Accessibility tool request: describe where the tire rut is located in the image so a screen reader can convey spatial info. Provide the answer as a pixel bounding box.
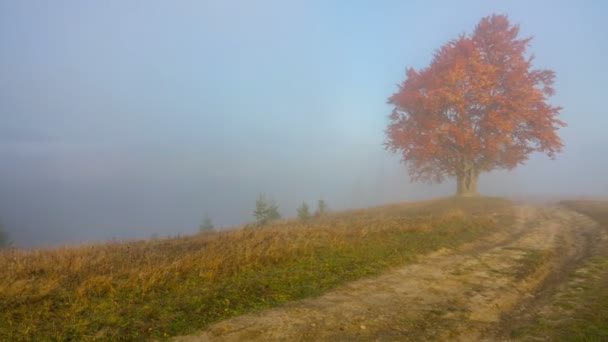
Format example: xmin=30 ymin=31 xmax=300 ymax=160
xmin=172 ymin=206 xmax=600 ymax=342
xmin=493 ymin=206 xmax=605 ymax=341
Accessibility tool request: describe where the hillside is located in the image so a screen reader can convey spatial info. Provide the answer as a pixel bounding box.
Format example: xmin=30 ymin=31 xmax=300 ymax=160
xmin=1 ymin=197 xmax=511 ymax=341
xmin=174 ymin=202 xmax=606 ymax=341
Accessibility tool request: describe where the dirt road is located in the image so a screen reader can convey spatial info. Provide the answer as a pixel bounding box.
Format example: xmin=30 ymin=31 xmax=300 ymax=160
xmin=173 ymin=206 xmax=602 ymax=341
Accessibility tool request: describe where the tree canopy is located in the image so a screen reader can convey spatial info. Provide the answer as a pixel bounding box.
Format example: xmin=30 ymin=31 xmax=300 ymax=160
xmin=385 ymin=14 xmax=565 ymax=196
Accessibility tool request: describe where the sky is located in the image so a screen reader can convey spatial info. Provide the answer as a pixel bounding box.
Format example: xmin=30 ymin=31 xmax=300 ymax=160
xmin=1 ymin=0 xmax=607 ymax=247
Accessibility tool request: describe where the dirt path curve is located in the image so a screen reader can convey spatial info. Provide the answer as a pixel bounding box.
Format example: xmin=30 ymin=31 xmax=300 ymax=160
xmin=173 ymin=206 xmax=600 ymax=342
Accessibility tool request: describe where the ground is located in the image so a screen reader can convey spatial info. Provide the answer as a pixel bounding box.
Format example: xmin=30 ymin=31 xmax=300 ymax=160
xmin=172 ymin=205 xmax=605 ymax=341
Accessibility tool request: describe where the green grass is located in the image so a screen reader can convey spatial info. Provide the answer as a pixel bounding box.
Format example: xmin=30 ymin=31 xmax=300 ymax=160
xmin=511 ymin=248 xmax=552 ymax=281
xmin=510 ymin=256 xmax=608 ymax=341
xmin=0 ymin=197 xmax=512 ymax=341
xmin=511 ymin=200 xmax=608 ymax=341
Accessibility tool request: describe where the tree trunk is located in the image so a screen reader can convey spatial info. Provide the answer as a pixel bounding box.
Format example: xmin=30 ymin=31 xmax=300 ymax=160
xmin=456 ymin=163 xmax=479 ymax=197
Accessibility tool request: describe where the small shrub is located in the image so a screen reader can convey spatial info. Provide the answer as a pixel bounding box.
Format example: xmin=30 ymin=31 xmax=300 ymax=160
xmin=297 ymin=202 xmax=311 ymax=222
xmin=254 ymin=193 xmax=281 ymax=225
xmin=315 ymin=199 xmax=329 ymax=217
xmin=199 ymin=216 xmax=215 ymax=232
xmin=0 ymin=223 xmax=11 ymax=249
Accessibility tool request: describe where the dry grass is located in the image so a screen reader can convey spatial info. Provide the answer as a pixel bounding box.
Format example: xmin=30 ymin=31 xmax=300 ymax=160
xmin=511 ymin=199 xmax=608 ymax=340
xmin=0 ymin=197 xmax=512 ymax=341
xmin=561 ymin=199 xmax=608 ymax=226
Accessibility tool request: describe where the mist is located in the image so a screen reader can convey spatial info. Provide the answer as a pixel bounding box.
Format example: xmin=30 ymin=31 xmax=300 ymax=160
xmin=1 ymin=1 xmax=607 ymax=247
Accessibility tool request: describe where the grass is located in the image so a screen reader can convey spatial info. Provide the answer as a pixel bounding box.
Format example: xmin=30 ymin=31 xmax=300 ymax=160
xmin=511 ymin=199 xmax=608 ymax=341
xmin=509 ymin=248 xmax=552 ymax=281
xmin=0 ymin=197 xmax=512 ymax=341
xmin=561 ymin=200 xmax=608 ymax=226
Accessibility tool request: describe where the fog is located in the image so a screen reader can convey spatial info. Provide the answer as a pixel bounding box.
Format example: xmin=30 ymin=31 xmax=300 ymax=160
xmin=1 ymin=1 xmax=607 ymax=247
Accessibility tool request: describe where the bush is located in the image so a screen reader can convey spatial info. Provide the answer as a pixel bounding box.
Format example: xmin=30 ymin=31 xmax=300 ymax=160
xmin=254 ymin=194 xmax=281 ymax=225
xmin=0 ymin=223 xmax=11 ymax=248
xmin=297 ymin=202 xmax=311 ymax=222
xmin=316 ymin=199 xmax=329 ymax=217
xmin=199 ymin=216 xmax=215 ymax=232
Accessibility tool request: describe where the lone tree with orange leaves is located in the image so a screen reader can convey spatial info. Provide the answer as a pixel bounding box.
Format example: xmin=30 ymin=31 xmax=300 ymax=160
xmin=385 ymin=14 xmax=566 ymax=196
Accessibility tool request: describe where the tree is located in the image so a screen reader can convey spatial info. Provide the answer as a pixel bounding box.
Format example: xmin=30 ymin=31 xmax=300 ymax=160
xmin=385 ymin=14 xmax=565 ymax=196
xmin=199 ymin=216 xmax=214 ymax=232
xmin=297 ymin=202 xmax=311 ymax=222
xmin=0 ymin=223 xmax=11 ymax=248
xmin=253 ymin=193 xmax=281 ymax=225
xmin=315 ymin=199 xmax=328 ymax=217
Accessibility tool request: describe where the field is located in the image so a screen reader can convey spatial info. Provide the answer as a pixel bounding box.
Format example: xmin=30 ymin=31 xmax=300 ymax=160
xmin=175 ymin=202 xmax=603 ymax=341
xmin=0 ymin=197 xmax=511 ymax=341
xmin=4 ymin=198 xmax=607 ymax=341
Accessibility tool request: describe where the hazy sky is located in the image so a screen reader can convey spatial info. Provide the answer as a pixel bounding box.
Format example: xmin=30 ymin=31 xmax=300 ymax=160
xmin=1 ymin=1 xmax=607 ymax=246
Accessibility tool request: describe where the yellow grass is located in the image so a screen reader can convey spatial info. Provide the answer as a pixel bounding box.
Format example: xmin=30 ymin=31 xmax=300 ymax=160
xmin=0 ymin=197 xmax=512 ymax=341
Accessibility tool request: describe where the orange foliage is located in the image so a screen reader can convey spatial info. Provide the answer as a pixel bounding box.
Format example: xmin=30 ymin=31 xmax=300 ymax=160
xmin=385 ymin=14 xmax=566 ymax=185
